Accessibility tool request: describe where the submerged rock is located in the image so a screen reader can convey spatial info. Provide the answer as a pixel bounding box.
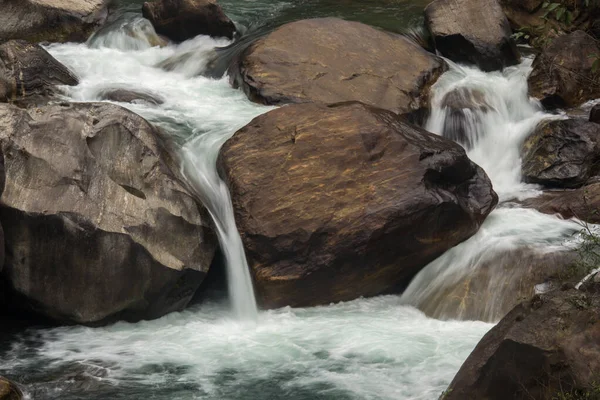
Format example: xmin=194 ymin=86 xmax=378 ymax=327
xmin=219 ymin=102 xmax=498 ymax=308
xmin=409 ymin=247 xmax=576 ymax=322
xmin=521 ymin=119 xmax=600 ymax=188
xmin=0 ymin=0 xmax=109 ymax=43
xmin=0 ymin=102 xmax=216 ymax=325
xmin=439 ymin=87 xmax=492 ymax=148
xmin=231 ymin=18 xmax=447 ymax=115
xmin=425 ymin=0 xmax=520 ymax=71
xmin=528 ymin=31 xmax=600 ymax=109
xmin=523 ymin=183 xmax=600 ymax=224
xmin=98 ymin=88 xmax=164 ymax=105
xmin=0 ymin=377 xmax=22 ymax=400
xmin=0 ymin=40 xmax=78 ymax=107
xmin=445 ymin=287 xmax=600 ymax=400
xmin=142 ymin=0 xmax=236 ymax=42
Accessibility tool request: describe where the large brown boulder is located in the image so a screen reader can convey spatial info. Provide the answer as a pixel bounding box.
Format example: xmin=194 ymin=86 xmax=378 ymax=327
xmin=0 ymin=377 xmax=22 ymax=400
xmin=424 ymin=0 xmax=520 ymax=72
xmin=0 ymin=102 xmax=217 ymax=325
xmin=445 ymin=287 xmax=600 ymax=400
xmin=406 ymin=247 xmax=576 ymax=322
xmin=523 ymin=182 xmax=600 ymax=224
xmin=142 ymin=0 xmax=236 ymax=42
xmin=231 ymin=18 xmax=447 ymax=115
xmin=219 ymin=102 xmax=498 ymax=308
xmin=0 ymin=0 xmax=108 ymax=43
xmin=521 ymin=119 xmax=600 ymax=188
xmin=528 ymin=31 xmax=600 ymax=109
xmin=0 ymin=40 xmax=78 ymax=107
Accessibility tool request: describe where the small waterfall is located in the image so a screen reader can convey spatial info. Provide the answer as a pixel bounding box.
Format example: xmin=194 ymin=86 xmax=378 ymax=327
xmin=48 ymin=20 xmax=265 ymax=319
xmin=180 ymin=135 xmax=259 ymax=319
xmin=426 ymin=58 xmax=555 ymax=200
xmin=401 ymin=59 xmax=581 ymax=321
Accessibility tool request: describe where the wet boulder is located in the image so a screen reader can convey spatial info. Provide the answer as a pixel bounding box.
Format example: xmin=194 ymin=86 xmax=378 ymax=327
xmin=142 ymin=0 xmax=236 ymax=42
xmin=591 ymin=104 xmax=600 ymax=124
xmin=439 ymin=87 xmax=492 ymax=148
xmin=231 ymin=18 xmax=447 ymax=115
xmin=0 ymin=0 xmax=108 ymax=43
xmin=0 ymin=102 xmax=217 ymax=325
xmin=445 ymin=287 xmax=600 ymax=400
xmin=523 ymin=182 xmax=600 ymax=224
xmin=521 ymin=119 xmax=600 ymax=188
xmin=219 ymin=102 xmax=498 ymax=308
xmin=0 ymin=40 xmax=78 ymax=107
xmin=97 ymin=88 xmax=164 ymax=105
xmin=0 ymin=377 xmax=22 ymax=400
xmin=528 ymin=31 xmax=600 ymax=109
xmin=424 ymin=0 xmax=520 ymax=72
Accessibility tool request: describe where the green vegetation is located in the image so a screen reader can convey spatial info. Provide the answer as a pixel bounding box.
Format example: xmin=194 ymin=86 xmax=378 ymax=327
xmin=553 ymin=382 xmax=600 ymax=400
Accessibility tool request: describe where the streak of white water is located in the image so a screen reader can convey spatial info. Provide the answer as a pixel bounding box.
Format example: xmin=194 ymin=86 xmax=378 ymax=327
xmin=426 ymin=59 xmax=563 ymax=200
xmin=46 ymin=29 xmax=263 ymax=319
xmin=401 ymin=59 xmax=582 ymax=320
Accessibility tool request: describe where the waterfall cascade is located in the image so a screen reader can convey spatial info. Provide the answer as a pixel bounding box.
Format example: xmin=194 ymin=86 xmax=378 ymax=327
xmin=400 ymin=59 xmax=582 ymax=320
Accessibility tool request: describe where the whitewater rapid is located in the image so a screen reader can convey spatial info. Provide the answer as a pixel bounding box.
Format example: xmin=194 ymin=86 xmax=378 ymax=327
xmin=0 ymin=11 xmax=586 ymax=400
xmin=401 ymin=59 xmax=582 ymax=320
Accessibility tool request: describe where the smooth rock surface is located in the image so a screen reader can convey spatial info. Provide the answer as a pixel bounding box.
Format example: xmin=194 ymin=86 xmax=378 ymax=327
xmin=0 ymin=0 xmax=108 ymax=43
xmin=98 ymin=88 xmax=164 ymax=105
xmin=425 ymin=0 xmax=520 ymax=71
xmin=231 ymin=18 xmax=447 ymax=115
xmin=528 ymin=31 xmax=600 ymax=109
xmin=219 ymin=102 xmax=498 ymax=308
xmin=412 ymin=248 xmax=576 ymax=322
xmin=445 ymin=287 xmax=600 ymax=400
xmin=521 ymin=119 xmax=600 ymax=188
xmin=142 ymin=0 xmax=236 ymax=42
xmin=0 ymin=40 xmax=78 ymax=107
xmin=0 ymin=102 xmax=216 ymax=325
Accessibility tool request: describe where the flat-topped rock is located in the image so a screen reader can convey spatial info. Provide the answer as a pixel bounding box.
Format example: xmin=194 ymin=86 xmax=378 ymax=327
xmin=231 ymin=18 xmax=447 ymax=115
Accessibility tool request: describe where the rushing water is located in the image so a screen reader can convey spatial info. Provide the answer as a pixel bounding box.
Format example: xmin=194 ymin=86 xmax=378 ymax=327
xmin=401 ymin=60 xmax=582 ymax=320
xmin=0 ymin=0 xmax=589 ymax=398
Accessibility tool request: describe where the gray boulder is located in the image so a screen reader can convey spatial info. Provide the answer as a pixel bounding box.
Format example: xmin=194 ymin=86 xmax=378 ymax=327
xmin=0 ymin=0 xmax=109 ymax=43
xmin=0 ymin=40 xmax=78 ymax=107
xmin=0 ymin=102 xmax=216 ymax=325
